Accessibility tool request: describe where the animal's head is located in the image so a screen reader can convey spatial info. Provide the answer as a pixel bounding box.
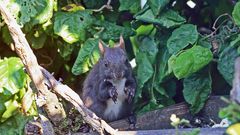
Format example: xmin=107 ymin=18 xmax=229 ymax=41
xmin=99 ymin=36 xmax=130 ymax=80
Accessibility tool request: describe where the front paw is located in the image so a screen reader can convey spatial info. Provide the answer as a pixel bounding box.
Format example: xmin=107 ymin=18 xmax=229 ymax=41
xmin=124 ymin=86 xmax=135 ymax=103
xmin=109 ymin=86 xmax=118 ymax=103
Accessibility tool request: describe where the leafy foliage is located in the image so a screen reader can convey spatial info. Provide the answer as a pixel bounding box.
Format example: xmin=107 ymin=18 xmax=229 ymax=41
xmin=1 ymin=0 xmax=240 ymax=133
xmin=0 ymin=57 xmax=36 ymax=134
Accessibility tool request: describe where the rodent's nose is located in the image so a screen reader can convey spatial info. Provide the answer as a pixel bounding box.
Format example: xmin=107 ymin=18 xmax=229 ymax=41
xmin=115 ymin=72 xmax=123 ymax=79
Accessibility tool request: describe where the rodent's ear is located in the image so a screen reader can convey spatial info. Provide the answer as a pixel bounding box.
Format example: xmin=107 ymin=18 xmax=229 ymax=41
xmin=119 ymin=35 xmax=125 ymax=50
xmin=98 ymin=40 xmax=105 ymax=55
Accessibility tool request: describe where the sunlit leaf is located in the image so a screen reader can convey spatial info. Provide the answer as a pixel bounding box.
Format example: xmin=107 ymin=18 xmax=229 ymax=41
xmin=72 ymin=38 xmax=100 ymax=75
xmin=54 ymin=11 xmax=94 ymax=44
xmin=168 ymin=46 xmax=213 ymax=79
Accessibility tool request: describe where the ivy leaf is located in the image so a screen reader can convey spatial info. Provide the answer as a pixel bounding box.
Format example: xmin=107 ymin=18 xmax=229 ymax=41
xmin=54 ymin=11 xmax=94 ymax=44
xmin=232 ymin=2 xmax=240 ymax=26
xmin=168 ymin=46 xmax=213 ymax=79
xmin=135 ymin=9 xmax=186 ymax=28
xmin=90 ymin=20 xmax=135 ymax=41
xmin=183 ymin=67 xmax=212 ymax=114
xmin=218 ymin=46 xmax=239 ymax=85
xmin=72 ymin=38 xmax=100 ymax=75
xmin=147 ymin=0 xmax=170 ymax=16
xmin=167 ymin=24 xmax=198 ymax=54
xmin=119 ymin=0 xmax=141 ymax=14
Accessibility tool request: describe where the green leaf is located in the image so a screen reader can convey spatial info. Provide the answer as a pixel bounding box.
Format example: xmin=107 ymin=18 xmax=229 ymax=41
xmin=138 ymin=36 xmax=158 ymax=64
xmin=26 ymin=30 xmax=47 ymax=49
xmin=130 ymin=24 xmax=155 ymax=55
xmin=232 ymin=2 xmax=240 ymax=26
xmin=137 ymin=99 xmax=164 ymax=115
xmin=198 ymin=38 xmax=212 ymax=49
xmin=147 ymin=0 xmax=169 ymax=16
xmin=183 ymin=67 xmax=212 ymax=114
xmin=31 ymin=0 xmax=54 ymax=25
xmin=135 ymin=53 xmax=154 ymax=98
xmin=0 ymin=113 xmax=32 ymax=135
xmin=1 ymin=26 xmax=12 ymax=45
xmin=167 ymin=24 xmax=198 ymax=54
xmin=82 ymin=0 xmax=105 ymax=9
xmin=119 ymin=0 xmax=141 ymax=14
xmin=14 ymin=0 xmax=38 ymax=25
xmin=1 ymin=100 xmax=19 ymax=122
xmin=153 ymin=84 xmax=168 ymax=97
xmin=72 ymin=38 xmax=100 ymax=75
xmin=0 ymin=57 xmax=27 ymax=95
xmin=218 ymin=46 xmax=239 ymax=85
xmin=157 ymin=45 xmax=172 ymax=82
xmin=135 ymin=9 xmax=186 ymax=28
xmin=57 ymin=41 xmax=75 ymax=61
xmin=90 ymin=20 xmax=135 ymax=41
xmin=7 ymin=0 xmax=53 ymax=25
xmin=54 ymin=11 xmax=94 ymax=44
xmin=219 ymin=101 xmax=240 ymax=123
xmin=169 ymin=46 xmax=213 ymax=79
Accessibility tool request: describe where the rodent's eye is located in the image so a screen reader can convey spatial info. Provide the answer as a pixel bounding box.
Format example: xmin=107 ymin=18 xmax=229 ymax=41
xmin=104 ymin=61 xmax=108 ymax=67
xmin=125 ymin=59 xmax=128 ymax=64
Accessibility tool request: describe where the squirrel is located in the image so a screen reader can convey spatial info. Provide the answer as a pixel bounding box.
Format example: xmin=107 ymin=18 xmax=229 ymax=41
xmin=82 ymin=36 xmax=136 ymax=122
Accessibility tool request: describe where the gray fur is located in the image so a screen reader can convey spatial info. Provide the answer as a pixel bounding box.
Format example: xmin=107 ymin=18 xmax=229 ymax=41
xmin=82 ymin=40 xmax=136 ymax=122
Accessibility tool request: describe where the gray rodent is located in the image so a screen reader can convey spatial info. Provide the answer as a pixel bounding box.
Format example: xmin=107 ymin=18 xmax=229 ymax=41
xmin=82 ymin=36 xmax=136 ymax=122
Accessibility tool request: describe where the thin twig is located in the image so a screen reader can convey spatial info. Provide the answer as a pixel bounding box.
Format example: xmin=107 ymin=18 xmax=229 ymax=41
xmin=205 ymin=13 xmax=235 ymax=39
xmin=92 ymin=0 xmax=112 ymax=12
